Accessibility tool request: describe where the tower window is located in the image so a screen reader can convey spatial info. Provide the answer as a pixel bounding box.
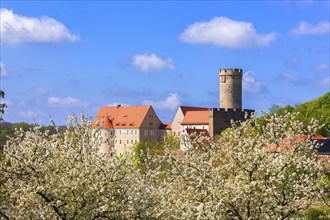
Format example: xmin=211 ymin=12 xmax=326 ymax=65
xmin=221 ymin=76 xmax=226 ymax=83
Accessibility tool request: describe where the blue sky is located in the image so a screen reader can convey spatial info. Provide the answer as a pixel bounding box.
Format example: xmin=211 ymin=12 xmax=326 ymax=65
xmin=0 ymin=1 xmax=329 ymax=125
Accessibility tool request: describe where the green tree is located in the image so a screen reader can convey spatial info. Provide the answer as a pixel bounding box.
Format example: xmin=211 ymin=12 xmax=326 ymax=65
xmin=161 ymin=133 xmax=180 ymax=150
xmin=0 ymin=90 xmax=6 ymax=122
xmin=268 ymin=104 xmax=282 ymax=114
xmin=132 ymin=139 xmax=163 ymax=169
xmin=258 ymin=92 xmax=330 ymax=136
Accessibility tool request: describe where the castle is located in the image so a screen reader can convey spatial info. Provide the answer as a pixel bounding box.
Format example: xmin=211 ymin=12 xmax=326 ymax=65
xmin=94 ymin=68 xmax=254 ymax=153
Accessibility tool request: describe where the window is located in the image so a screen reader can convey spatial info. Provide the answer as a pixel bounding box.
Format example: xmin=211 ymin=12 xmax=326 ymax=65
xmin=150 ymin=130 xmax=154 ymax=136
xmin=120 ymin=130 xmax=122 ymax=135
xmin=131 ymin=140 xmax=133 ymax=144
xmin=156 ymin=131 xmax=159 ymax=136
xmin=131 ymin=130 xmax=133 ymax=135
xmin=119 ymin=140 xmax=121 ymax=144
xmin=127 ymin=140 xmax=129 ymax=144
xmin=144 ymin=130 xmax=148 ymax=136
xmin=178 ymin=131 xmax=181 ymax=136
xmin=127 ymin=130 xmax=129 ymax=135
xmin=110 ymin=130 xmax=113 ymax=135
xmin=173 ymin=131 xmax=176 ymax=136
xmin=135 ymin=130 xmax=137 ymax=135
xmin=221 ymin=76 xmax=226 ymax=83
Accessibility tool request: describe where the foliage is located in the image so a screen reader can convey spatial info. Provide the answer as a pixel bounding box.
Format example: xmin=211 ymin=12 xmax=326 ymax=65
xmin=0 ymin=115 xmax=158 ymax=219
xmin=161 ymin=133 xmax=180 ymax=150
xmin=0 ymin=90 xmax=6 ymax=122
xmin=131 ymin=135 xmax=180 ymax=170
xmin=155 ymin=112 xmax=325 ymax=219
xmin=0 ymin=122 xmax=64 ymax=156
xmin=0 ymin=113 xmax=327 ymax=219
xmin=304 ymin=207 xmax=330 ymax=220
xmin=258 ymin=92 xmax=330 ymax=136
xmin=131 ymin=139 xmax=163 ymax=168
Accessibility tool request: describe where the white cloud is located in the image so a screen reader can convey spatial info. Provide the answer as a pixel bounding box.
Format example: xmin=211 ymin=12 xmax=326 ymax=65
xmin=18 ymin=110 xmax=40 ymax=118
xmin=279 ymin=72 xmax=300 ymax=83
xmin=314 ymin=76 xmax=330 ymax=87
xmin=142 ymin=93 xmax=181 ymax=111
xmin=315 ymin=63 xmax=328 ymax=71
xmin=48 ymin=96 xmax=91 ymax=107
xmin=179 ymin=17 xmax=278 ymax=49
xmin=0 ymin=62 xmax=7 ymax=77
xmin=131 ymin=53 xmax=175 ymax=73
xmin=279 ymin=72 xmax=329 ymax=87
xmin=284 ymin=57 xmax=300 ymax=68
xmin=33 ymin=86 xmax=53 ymax=94
xmin=107 ymin=102 xmax=130 ymax=106
xmin=243 ymin=71 xmax=265 ymax=93
xmin=0 ymin=8 xmax=79 ymax=44
xmin=291 ymin=21 xmax=330 ymax=35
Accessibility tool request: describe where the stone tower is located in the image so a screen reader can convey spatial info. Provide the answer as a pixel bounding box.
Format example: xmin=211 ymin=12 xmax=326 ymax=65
xmin=219 ymin=68 xmax=242 ymax=109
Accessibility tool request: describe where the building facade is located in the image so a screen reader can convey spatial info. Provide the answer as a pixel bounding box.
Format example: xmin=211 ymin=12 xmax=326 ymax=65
xmin=172 ymin=68 xmax=254 ymax=148
xmin=95 ymin=68 xmax=254 ymax=153
xmin=94 ymin=105 xmax=166 ymax=154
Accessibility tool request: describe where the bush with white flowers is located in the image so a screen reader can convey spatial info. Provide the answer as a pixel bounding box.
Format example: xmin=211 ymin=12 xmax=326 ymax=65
xmin=0 ymin=112 xmax=327 ymax=219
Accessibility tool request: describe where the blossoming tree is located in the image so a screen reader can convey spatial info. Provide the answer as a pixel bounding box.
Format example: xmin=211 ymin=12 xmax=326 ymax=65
xmin=0 ymin=116 xmax=157 ymax=219
xmin=0 ymin=113 xmax=327 ymax=219
xmin=154 ymin=113 xmax=326 ymax=219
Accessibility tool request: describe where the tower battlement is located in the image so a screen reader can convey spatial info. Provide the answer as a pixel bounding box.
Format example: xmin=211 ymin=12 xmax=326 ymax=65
xmin=220 ymin=68 xmax=242 ymax=76
xmin=208 ymin=108 xmax=253 ymax=113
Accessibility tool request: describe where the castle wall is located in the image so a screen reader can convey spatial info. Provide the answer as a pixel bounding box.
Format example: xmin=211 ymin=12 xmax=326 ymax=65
xmin=208 ymin=108 xmax=254 ymax=137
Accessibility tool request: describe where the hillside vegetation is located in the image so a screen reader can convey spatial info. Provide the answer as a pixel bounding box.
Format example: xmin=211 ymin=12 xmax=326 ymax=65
xmin=257 ymin=92 xmax=330 ymax=136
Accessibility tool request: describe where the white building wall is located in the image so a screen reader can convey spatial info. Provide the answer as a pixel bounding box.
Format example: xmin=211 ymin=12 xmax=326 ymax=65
xmin=171 ymin=108 xmax=184 ymax=137
xmin=113 ymin=128 xmax=140 ymax=154
xmin=181 ymin=125 xmax=209 ymax=137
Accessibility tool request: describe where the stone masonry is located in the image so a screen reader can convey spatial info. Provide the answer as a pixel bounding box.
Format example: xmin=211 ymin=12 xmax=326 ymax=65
xmin=220 ymin=68 xmax=242 ymax=109
xmin=208 ymin=108 xmax=254 ymax=137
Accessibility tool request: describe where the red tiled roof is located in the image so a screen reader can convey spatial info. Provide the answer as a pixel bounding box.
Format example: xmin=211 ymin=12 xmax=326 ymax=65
xmin=94 ymin=105 xmax=153 ymax=129
xmin=93 ymin=116 xmax=114 ymax=129
xmin=181 ymin=110 xmax=209 ymax=125
xmin=159 ymin=123 xmax=171 ymax=130
xmin=267 ymin=135 xmax=329 ymax=153
xmin=149 ymin=149 xmax=181 ymax=155
xmin=180 ymin=106 xmax=209 ymax=115
xmin=186 ymin=128 xmax=210 ymax=137
xmin=312 ymin=134 xmax=328 ymax=140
